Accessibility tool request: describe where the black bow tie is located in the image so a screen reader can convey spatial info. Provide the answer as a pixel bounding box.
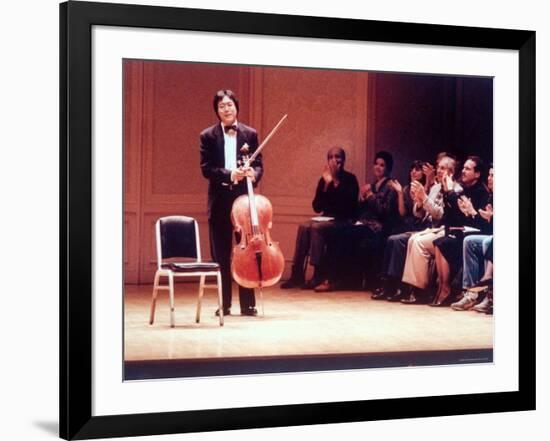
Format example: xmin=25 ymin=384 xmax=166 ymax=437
xmin=224 ymin=124 xmax=238 ymax=133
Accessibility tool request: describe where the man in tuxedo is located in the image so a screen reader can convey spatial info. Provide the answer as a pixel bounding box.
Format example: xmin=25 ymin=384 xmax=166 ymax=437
xmin=200 ymin=90 xmax=263 ymax=316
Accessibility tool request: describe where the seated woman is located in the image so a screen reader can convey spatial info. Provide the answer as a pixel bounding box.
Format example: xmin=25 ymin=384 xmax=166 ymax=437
xmin=314 ymin=151 xmax=398 ymax=292
xmin=399 ymin=154 xmax=461 ymax=304
xmin=451 ymin=164 xmax=494 ymax=311
xmin=373 ymin=160 xmax=429 ymax=301
xmin=431 ymin=156 xmax=491 ymax=306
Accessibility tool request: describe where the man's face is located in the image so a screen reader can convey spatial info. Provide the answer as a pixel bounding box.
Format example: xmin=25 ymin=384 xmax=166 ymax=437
xmin=461 ymin=159 xmax=481 ymax=186
xmin=327 ymin=148 xmax=345 ymax=172
xmin=217 ymin=96 xmax=237 ymax=126
xmin=436 ymin=157 xmax=453 ymax=181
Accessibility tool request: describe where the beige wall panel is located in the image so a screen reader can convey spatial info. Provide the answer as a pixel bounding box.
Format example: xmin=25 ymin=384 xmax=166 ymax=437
xmin=124 ymin=60 xmax=143 ymax=206
xmin=123 ymin=60 xmax=144 ymax=283
xmin=255 ymin=67 xmax=368 ymax=206
xmin=142 ymin=62 xmax=250 ymax=205
xmin=124 ymin=212 xmax=139 ymax=284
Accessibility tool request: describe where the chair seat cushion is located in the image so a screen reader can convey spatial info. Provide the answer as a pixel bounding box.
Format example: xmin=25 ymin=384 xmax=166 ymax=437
xmin=162 ymin=262 xmax=220 ymax=273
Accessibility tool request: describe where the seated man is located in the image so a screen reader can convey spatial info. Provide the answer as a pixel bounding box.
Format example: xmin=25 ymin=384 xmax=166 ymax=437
xmin=400 ymin=154 xmax=461 ymax=304
xmin=451 ymin=164 xmax=494 ymax=311
xmin=432 ymin=156 xmax=490 ymax=306
xmin=281 ymin=146 xmax=359 ymax=289
xmin=315 ymin=151 xmax=398 ymax=292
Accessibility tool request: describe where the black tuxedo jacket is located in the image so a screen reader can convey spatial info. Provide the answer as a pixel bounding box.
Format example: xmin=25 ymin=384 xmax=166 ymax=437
xmin=200 ymin=122 xmax=263 ymax=220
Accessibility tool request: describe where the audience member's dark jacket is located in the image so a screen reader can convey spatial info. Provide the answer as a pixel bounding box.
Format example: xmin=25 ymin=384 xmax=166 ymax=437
xmin=311 ymin=169 xmax=359 ymax=221
xmin=356 ymin=177 xmax=398 ymax=234
xmin=442 ymin=179 xmax=490 ymax=233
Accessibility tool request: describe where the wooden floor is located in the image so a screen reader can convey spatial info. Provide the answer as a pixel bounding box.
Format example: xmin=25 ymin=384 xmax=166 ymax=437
xmin=124 ymin=282 xmax=493 ymax=362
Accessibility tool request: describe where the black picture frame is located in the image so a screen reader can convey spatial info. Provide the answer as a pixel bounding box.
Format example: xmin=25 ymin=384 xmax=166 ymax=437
xmin=60 ymin=1 xmax=536 ymax=439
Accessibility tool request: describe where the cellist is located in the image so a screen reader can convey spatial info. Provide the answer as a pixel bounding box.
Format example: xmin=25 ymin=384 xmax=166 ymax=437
xmin=200 ymin=90 xmax=263 ymax=317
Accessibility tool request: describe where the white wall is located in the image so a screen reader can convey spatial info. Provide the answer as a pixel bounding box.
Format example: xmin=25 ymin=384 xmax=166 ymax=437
xmin=1 ymin=0 xmax=547 ymax=440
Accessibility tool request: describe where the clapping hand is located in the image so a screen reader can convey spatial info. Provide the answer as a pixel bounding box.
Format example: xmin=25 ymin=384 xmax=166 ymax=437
xmin=389 ymin=179 xmax=403 ymax=194
xmin=422 ymin=162 xmax=435 ymax=186
xmin=322 ymin=164 xmax=334 ymax=186
xmin=410 ymin=179 xmax=426 ymax=204
xmin=458 ymin=195 xmax=476 ymax=217
xmin=441 ymin=172 xmax=454 ymax=192
xmin=479 ymin=203 xmax=493 ymax=221
xmin=360 ymin=183 xmax=373 ymax=201
xmin=328 ymin=160 xmax=340 ymax=187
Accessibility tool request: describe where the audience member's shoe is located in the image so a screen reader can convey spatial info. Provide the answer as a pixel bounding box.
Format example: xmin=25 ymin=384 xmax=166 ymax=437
xmin=451 ymin=291 xmax=478 ymax=311
xmin=400 ymin=291 xmax=418 ymax=304
xmin=215 ymin=307 xmax=231 ymax=317
xmin=314 ymin=279 xmax=332 ymax=292
xmin=473 ymin=295 xmax=492 ymax=313
xmin=241 ymin=307 xmax=258 ymax=316
xmin=372 ymin=288 xmax=391 ymax=300
xmin=301 ymin=277 xmax=323 ymax=290
xmin=386 ymin=289 xmax=404 ymax=302
xmin=280 ymin=278 xmax=304 ymax=289
xmin=400 ymin=288 xmax=429 ymax=304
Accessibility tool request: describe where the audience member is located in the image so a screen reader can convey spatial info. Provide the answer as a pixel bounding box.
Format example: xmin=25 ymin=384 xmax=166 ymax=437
xmin=400 ymin=155 xmax=462 ymax=304
xmin=431 ymin=156 xmax=490 ymax=306
xmin=280 ymin=147 xmax=359 ymax=289
xmin=315 ymin=151 xmax=397 ymax=292
xmin=373 ymin=160 xmax=429 ymax=301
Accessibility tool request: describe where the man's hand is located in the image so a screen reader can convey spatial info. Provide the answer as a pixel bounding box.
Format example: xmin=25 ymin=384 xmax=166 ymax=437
xmin=322 ymin=164 xmax=334 ymax=188
xmin=328 ymin=161 xmax=340 ymax=187
xmin=458 ymin=195 xmax=477 ymax=217
xmin=422 ymin=162 xmax=435 ymax=186
xmin=479 ymin=203 xmax=493 ymax=221
xmin=441 ymin=172 xmax=454 ymax=192
xmin=231 ymin=166 xmax=255 ymax=183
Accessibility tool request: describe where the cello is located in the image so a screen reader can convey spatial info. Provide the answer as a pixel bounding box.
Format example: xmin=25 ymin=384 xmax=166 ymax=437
xmin=230 ymin=115 xmax=287 ymax=300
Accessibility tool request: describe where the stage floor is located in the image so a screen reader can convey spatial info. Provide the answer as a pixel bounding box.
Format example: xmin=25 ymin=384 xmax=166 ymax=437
xmin=124 ymin=282 xmax=493 ymax=364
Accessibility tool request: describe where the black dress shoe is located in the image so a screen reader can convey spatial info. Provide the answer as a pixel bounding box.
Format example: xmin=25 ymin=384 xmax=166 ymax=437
xmin=386 ymin=289 xmax=404 ymax=302
xmin=215 ymin=308 xmax=230 ymax=317
xmin=372 ymin=289 xmax=390 ymax=300
xmin=400 ymin=292 xmax=418 ymax=304
xmin=241 ymin=307 xmax=258 ymax=316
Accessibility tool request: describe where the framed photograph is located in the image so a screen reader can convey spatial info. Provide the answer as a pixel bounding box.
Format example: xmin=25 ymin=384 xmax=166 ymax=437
xmin=60 ymin=1 xmax=535 ymax=439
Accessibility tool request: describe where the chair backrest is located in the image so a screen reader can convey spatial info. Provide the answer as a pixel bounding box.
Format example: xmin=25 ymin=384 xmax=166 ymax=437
xmin=156 ymin=216 xmax=201 ymax=268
